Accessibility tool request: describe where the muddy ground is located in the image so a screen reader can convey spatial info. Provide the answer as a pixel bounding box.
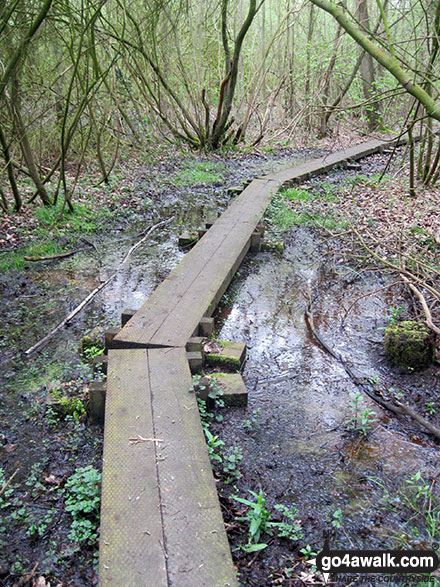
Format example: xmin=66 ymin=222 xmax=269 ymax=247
xmin=1 ymin=145 xmax=439 ymax=586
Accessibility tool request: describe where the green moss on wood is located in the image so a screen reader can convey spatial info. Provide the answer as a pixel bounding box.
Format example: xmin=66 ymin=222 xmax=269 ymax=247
xmin=205 ymin=353 xmax=241 ymax=371
xmin=178 ymin=232 xmax=199 ymax=246
xmin=260 ymin=240 xmax=285 ymax=254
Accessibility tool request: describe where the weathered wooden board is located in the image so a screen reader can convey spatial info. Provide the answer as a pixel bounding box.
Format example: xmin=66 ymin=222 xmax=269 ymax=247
xmin=264 ymin=139 xmax=387 ymax=186
xmin=113 ymin=178 xmax=278 ymax=348
xmin=148 ymin=348 xmax=237 ymax=586
xmin=100 ymin=348 xmax=237 ymax=586
xmin=99 ymin=349 xmax=167 ymax=587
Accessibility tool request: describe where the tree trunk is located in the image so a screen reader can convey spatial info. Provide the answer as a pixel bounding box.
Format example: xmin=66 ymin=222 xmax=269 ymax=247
xmin=309 ymin=0 xmax=440 ymax=123
xmin=0 ymin=123 xmax=21 ymax=211
xmin=356 ymin=0 xmax=381 ymax=130
xmin=11 ymin=78 xmax=51 ymax=206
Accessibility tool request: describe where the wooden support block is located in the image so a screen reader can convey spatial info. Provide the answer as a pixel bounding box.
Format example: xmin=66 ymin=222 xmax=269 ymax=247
xmin=178 ymin=232 xmax=199 ymax=247
xmin=211 ymin=372 xmax=248 ymax=407
xmin=121 ymin=308 xmax=137 ymax=327
xmin=89 ymin=380 xmax=107 ymax=424
xmin=250 ymin=230 xmax=261 ymax=253
xmin=92 ymin=354 xmax=108 ymax=375
xmin=199 ymin=317 xmax=214 ymax=337
xmin=186 ymin=337 xmax=204 ymax=353
xmin=198 ymin=228 xmax=207 ymax=239
xmin=187 ymin=351 xmax=203 ymax=374
xmin=256 ymin=222 xmax=265 ymax=236
xmin=227 ymin=185 xmax=242 ymax=196
xmin=104 ymin=327 xmax=120 ymax=353
xmin=204 ymin=340 xmax=247 ymax=371
xmin=260 ymin=240 xmax=285 ymax=254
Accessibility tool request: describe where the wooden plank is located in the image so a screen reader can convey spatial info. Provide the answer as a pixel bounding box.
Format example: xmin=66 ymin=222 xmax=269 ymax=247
xmin=114 ymin=178 xmax=277 ymax=348
xmin=147 ymin=348 xmax=238 ymax=587
xmin=265 ymin=139 xmax=386 ymax=186
xmin=99 ymin=349 xmax=168 ymax=587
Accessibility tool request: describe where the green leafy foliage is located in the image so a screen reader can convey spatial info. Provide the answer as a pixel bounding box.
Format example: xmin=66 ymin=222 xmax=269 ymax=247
xmin=347 ymin=391 xmax=376 ymax=435
xmin=233 ymin=490 xmax=271 ymax=551
xmin=222 ymin=446 xmax=243 ymax=482
xmin=233 ymin=490 xmax=304 ymax=553
xmin=64 ymin=465 xmax=101 ymax=544
xmin=82 ymin=344 xmax=104 ymax=360
xmin=203 ymin=429 xmax=224 ymax=464
xmin=243 ymin=408 xmax=261 ymax=433
xmin=272 ymin=504 xmax=304 ymax=541
xmin=171 ymin=161 xmax=225 ymax=186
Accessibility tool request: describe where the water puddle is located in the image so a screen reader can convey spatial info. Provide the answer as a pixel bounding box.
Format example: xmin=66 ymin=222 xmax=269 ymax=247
xmin=215 ymin=226 xmax=439 ymax=551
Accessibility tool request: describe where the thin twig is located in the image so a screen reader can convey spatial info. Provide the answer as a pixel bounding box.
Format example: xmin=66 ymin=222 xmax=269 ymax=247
xmin=0 ymin=467 xmax=20 ymax=497
xmin=340 ymin=280 xmax=402 ymax=330
xmin=24 ymin=249 xmax=85 ymax=262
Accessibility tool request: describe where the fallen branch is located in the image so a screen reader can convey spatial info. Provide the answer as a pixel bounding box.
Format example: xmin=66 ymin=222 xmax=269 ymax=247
xmin=24 ymin=217 xmax=173 ymax=356
xmin=24 ymin=249 xmax=85 ymax=262
xmin=400 ymin=274 xmax=440 ymax=336
xmin=395 ymin=401 xmax=440 ymax=439
xmin=306 ymin=305 xmax=440 ymax=440
xmin=0 ymin=467 xmax=20 ymax=497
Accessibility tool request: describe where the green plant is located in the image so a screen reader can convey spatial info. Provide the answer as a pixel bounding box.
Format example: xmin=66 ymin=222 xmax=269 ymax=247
xmin=0 ymin=468 xmax=15 ymax=506
xmin=232 ymin=490 xmax=304 ymax=552
xmin=300 ymin=544 xmax=318 ymax=560
xmin=243 ymin=408 xmax=261 ymax=433
xmin=332 ymin=509 xmax=343 ymax=529
xmin=82 ymin=344 xmax=104 ymax=360
xmin=272 ymin=504 xmax=303 ymax=542
xmin=197 ymin=397 xmax=214 ymax=431
xmin=233 ymin=490 xmax=271 ymax=552
xmin=284 ymin=188 xmax=311 ymax=202
xmin=26 ymin=509 xmax=56 ymax=538
xmin=386 ymin=305 xmax=404 ymax=325
xmin=371 ymin=472 xmax=439 ymax=549
xmin=64 ymin=465 xmax=101 ymax=545
xmin=425 ymin=402 xmax=437 ymax=415
xmin=45 ymin=407 xmax=59 ymax=427
xmin=222 ymin=446 xmax=243 ymax=482
xmin=171 ymin=161 xmax=225 ymax=186
xmin=348 ymin=391 xmax=377 ymax=435
xmin=203 ymin=429 xmax=224 ymax=464
xmin=194 ymin=375 xmax=225 ymax=427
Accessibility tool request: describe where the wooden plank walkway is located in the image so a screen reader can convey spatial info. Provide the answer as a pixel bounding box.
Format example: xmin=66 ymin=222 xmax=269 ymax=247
xmin=113 ymin=138 xmax=399 ymax=350
xmin=113 ymin=178 xmax=278 ymax=348
xmin=100 ymin=348 xmax=237 ymax=586
xmin=100 ymin=138 xmax=402 ymax=586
